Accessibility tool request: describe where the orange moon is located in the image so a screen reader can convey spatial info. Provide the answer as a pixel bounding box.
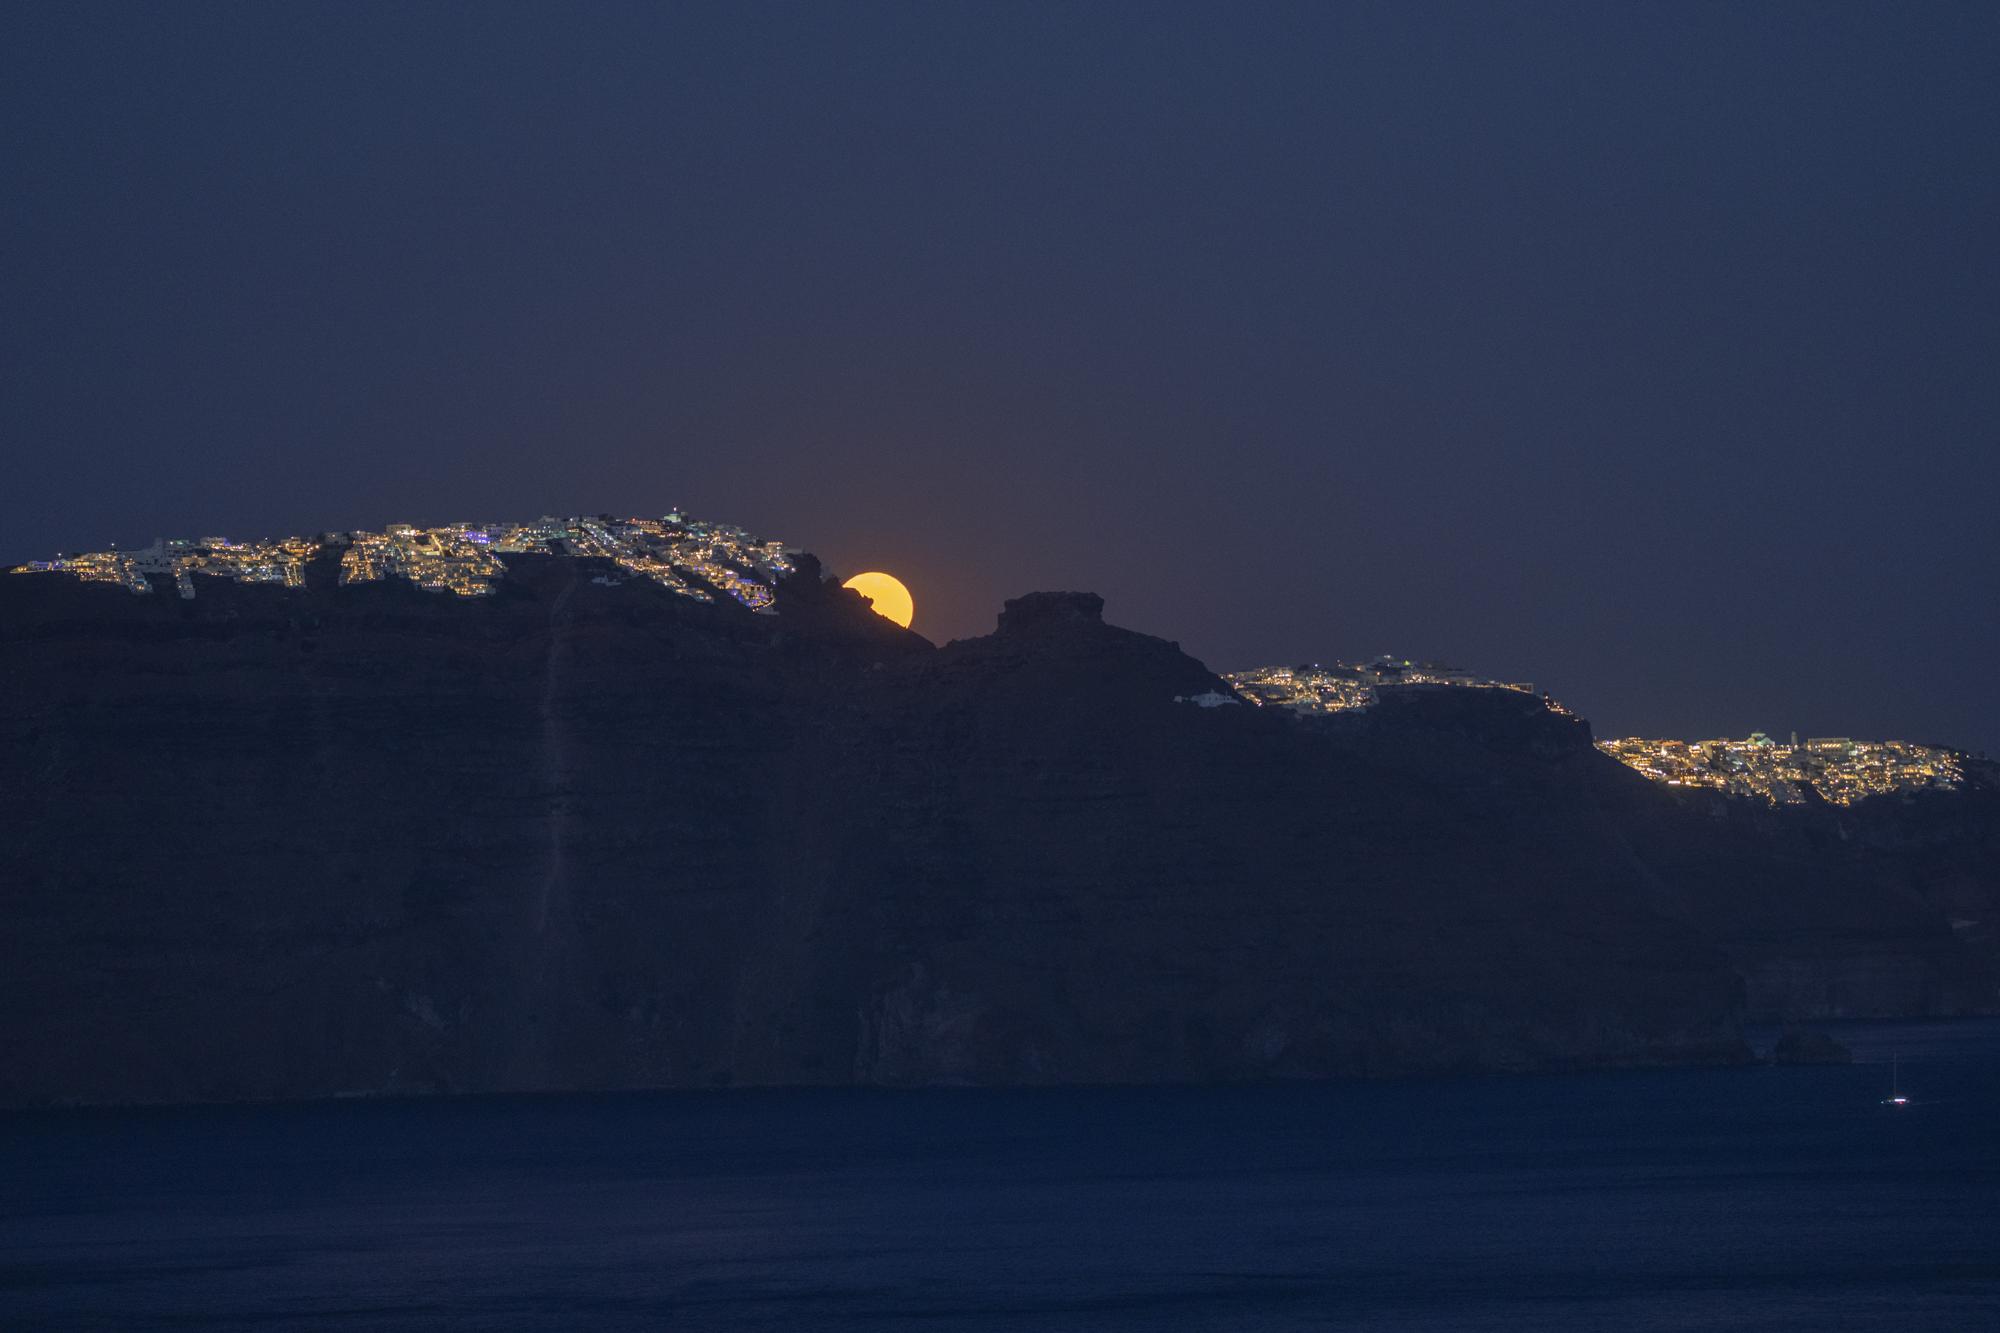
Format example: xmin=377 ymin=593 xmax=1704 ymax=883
xmin=842 ymin=571 xmax=914 ymax=628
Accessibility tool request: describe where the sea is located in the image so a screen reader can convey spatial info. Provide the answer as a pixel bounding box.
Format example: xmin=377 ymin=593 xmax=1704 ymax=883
xmin=2 ymin=1019 xmax=1995 ymax=1331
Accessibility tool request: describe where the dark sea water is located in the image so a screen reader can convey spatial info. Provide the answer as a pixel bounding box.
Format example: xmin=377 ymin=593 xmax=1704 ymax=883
xmin=3 ymin=1020 xmax=1996 ymax=1331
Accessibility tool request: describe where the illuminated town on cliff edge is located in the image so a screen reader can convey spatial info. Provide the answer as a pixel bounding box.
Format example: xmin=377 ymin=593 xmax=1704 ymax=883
xmin=1225 ymin=661 xmax=1962 ymax=807
xmin=12 ymin=521 xmax=1967 ymax=808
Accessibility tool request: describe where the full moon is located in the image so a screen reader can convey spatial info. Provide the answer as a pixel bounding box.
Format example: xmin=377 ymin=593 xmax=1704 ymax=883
xmin=842 ymin=571 xmax=915 ymax=628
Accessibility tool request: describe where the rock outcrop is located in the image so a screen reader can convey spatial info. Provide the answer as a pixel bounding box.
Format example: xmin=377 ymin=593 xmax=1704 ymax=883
xmin=1770 ymin=1028 xmax=1854 ymax=1065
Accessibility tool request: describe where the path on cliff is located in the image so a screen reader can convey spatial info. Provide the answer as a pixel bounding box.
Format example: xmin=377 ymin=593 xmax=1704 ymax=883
xmin=513 ymin=570 xmax=580 ymax=1087
xmin=537 ymin=574 xmax=577 ymax=933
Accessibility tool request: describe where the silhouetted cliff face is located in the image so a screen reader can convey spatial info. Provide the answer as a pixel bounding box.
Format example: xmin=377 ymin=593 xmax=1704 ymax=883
xmin=0 ymin=566 xmax=1991 ymax=1106
xmin=1600 ymin=764 xmax=2000 ymax=1022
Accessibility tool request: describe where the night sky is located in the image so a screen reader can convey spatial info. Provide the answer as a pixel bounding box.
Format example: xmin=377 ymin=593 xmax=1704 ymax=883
xmin=5 ymin=2 xmax=1996 ymax=752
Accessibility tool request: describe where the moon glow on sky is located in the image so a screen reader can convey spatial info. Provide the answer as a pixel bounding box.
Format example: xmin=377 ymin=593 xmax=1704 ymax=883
xmin=842 ymin=572 xmax=914 ymax=629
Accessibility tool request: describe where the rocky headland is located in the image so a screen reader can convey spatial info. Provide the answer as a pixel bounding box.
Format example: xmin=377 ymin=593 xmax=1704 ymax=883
xmin=1 ymin=556 xmax=1993 ymax=1106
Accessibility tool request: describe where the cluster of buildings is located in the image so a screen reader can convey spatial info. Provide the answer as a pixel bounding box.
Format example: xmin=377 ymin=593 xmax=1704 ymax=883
xmin=1594 ymin=732 xmax=1963 ymax=806
xmin=11 ymin=548 xmax=156 ymax=595
xmin=13 ymin=535 xmax=318 ymax=598
xmin=1225 ymin=658 xmax=1547 ymax=714
xmin=10 ymin=511 xmax=796 ymax=612
xmin=1226 ymin=659 xmax=1961 ymax=808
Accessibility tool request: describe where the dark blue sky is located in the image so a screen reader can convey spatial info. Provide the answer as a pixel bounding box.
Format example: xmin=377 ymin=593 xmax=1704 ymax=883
xmin=4 ymin=2 xmax=1996 ymax=751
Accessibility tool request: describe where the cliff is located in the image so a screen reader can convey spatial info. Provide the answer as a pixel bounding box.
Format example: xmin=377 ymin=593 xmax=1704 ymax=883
xmin=0 ymin=564 xmax=1991 ymax=1106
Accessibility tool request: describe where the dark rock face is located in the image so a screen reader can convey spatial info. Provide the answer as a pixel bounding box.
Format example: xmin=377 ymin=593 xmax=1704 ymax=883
xmin=1598 ymin=763 xmax=2000 ymax=1023
xmin=1771 ymin=1029 xmax=1854 ymax=1065
xmin=994 ymin=590 xmax=1106 ymax=634
xmin=0 ymin=562 xmax=1992 ymax=1106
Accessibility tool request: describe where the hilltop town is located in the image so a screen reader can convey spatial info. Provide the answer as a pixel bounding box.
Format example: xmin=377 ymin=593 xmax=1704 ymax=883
xmin=12 ymin=529 xmax=1972 ymax=811
xmin=1226 ymin=659 xmax=1550 ymax=713
xmin=1595 ymin=732 xmax=1962 ymax=807
xmin=9 ymin=512 xmax=795 ymax=610
xmin=1224 ymin=660 xmax=1963 ymax=807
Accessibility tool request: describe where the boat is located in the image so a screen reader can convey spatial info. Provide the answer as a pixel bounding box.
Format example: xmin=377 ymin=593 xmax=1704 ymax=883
xmin=1882 ymin=1054 xmax=1909 ymax=1106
